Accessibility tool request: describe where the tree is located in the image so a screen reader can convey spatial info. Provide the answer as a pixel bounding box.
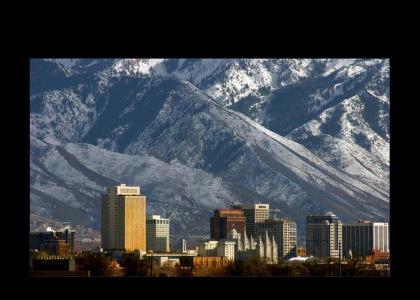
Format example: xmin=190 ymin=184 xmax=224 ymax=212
xmin=176 ymin=265 xmax=193 ymax=277
xmin=223 ymin=260 xmax=247 ymax=276
xmin=75 ymin=253 xmax=108 ymax=276
xmin=120 ymin=253 xmax=150 ymax=276
xmin=342 ymin=257 xmax=365 ymax=276
xmin=105 ymin=257 xmax=123 ymax=276
xmin=303 ymin=258 xmax=320 ymax=276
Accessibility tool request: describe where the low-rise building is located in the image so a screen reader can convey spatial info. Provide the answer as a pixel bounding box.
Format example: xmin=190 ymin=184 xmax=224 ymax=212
xmin=143 ymin=252 xmax=197 ymax=266
xmin=193 ymin=256 xmax=228 ymax=271
xmin=197 ymin=240 xmax=219 ymax=257
xmin=151 ymin=256 xmax=180 ymax=267
xmin=365 ymin=250 xmax=390 ymax=264
xmin=32 ymin=256 xmax=75 ymax=271
xmin=216 ymin=240 xmax=236 ymax=261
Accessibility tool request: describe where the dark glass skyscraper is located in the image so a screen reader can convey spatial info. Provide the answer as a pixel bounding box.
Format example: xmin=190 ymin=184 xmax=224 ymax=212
xmin=306 ymin=212 xmax=343 ymax=259
xmin=342 ymin=221 xmax=389 ymax=258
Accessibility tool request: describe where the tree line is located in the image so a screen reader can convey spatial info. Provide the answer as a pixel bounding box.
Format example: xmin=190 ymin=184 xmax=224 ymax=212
xmin=74 ymin=253 xmax=389 ymax=277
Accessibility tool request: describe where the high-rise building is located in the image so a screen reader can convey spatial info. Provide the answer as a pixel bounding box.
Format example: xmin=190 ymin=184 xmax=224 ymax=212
xmin=257 ymin=218 xmax=297 ymax=259
xmin=343 ymin=221 xmax=389 ymax=258
xmin=55 ymin=228 xmax=76 ymax=254
xmin=30 ymin=231 xmax=55 ymax=251
xmin=146 ymin=215 xmax=170 ymax=253
xmin=210 ymin=209 xmax=246 ymax=240
xmin=40 ymin=238 xmax=69 ymax=256
xmin=101 ymin=184 xmax=146 ymax=251
xmin=231 ymin=204 xmax=269 ymax=237
xmin=306 ymin=212 xmax=343 ymax=259
xmin=30 ymin=228 xmax=72 ymax=256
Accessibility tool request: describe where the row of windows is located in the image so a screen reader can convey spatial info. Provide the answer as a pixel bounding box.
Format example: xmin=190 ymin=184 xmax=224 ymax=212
xmin=146 ymin=220 xmax=169 ymax=224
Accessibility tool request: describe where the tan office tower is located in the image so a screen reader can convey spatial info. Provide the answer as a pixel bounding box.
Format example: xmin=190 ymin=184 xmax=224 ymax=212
xmin=101 ymin=184 xmax=146 ymax=251
xmin=232 ymin=204 xmax=269 ymax=237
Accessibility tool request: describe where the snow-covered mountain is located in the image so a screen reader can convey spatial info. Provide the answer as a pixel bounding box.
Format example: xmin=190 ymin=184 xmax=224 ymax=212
xmin=30 ymin=58 xmax=389 ymax=246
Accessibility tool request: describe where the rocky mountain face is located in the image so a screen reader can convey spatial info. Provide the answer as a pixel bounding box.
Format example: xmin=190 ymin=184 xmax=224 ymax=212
xmin=30 ymin=59 xmax=389 ymax=246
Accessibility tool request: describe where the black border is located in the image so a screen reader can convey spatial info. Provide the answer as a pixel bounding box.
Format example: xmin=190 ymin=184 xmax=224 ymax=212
xmin=9 ymin=35 xmax=406 ymax=296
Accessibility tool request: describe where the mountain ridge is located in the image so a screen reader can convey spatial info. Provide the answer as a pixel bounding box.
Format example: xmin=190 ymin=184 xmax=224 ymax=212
xmin=30 ymin=59 xmax=389 ymax=245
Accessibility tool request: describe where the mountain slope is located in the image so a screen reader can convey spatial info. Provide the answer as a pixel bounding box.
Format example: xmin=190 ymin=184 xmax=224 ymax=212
xmin=93 ymin=58 xmax=389 ymax=193
xmin=31 ymin=137 xmax=283 ymax=244
xmin=29 ymin=58 xmax=390 ymax=246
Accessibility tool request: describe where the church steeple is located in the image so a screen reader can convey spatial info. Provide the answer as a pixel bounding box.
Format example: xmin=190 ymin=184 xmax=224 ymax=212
xmin=237 ymin=232 xmax=242 ymax=251
xmin=243 ymin=227 xmax=250 ymax=250
xmin=265 ymin=230 xmax=271 ymax=247
xmin=258 ymin=235 xmax=265 ymax=259
xmin=272 ymin=234 xmax=278 ymax=264
xmin=250 ymin=235 xmax=255 ymax=250
xmin=265 ymin=230 xmax=272 ymax=263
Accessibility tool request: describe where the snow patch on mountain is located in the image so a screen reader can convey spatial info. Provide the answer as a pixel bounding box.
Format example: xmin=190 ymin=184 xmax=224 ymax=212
xmin=111 ymin=59 xmax=167 ymax=76
xmin=30 ymin=88 xmax=97 ymax=143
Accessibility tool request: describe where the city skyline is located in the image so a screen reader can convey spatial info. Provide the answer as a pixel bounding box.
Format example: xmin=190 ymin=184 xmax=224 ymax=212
xmin=30 ymin=183 xmax=390 ymax=255
xmin=29 ymin=58 xmax=390 ymax=276
xmin=30 ymin=183 xmax=389 ymax=277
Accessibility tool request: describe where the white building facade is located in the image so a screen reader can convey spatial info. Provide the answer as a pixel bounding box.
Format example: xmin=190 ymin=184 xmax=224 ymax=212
xmin=216 ymin=240 xmax=236 ymax=261
xmin=197 ymin=240 xmax=219 ymax=256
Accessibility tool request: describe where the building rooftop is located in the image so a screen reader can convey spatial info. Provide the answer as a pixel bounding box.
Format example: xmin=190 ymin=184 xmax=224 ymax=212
xmin=147 ymin=215 xmax=169 ymax=220
xmin=288 ymin=256 xmax=313 ymax=262
xmin=324 ymin=212 xmax=337 ymax=217
xmin=232 ymin=204 xmax=269 ymax=209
